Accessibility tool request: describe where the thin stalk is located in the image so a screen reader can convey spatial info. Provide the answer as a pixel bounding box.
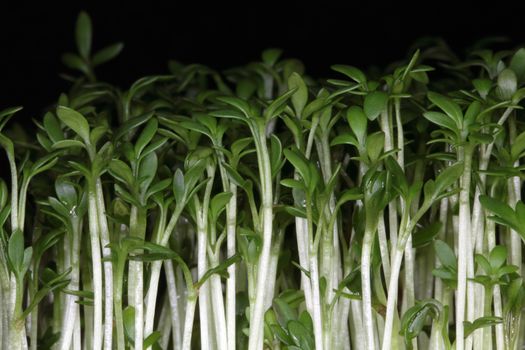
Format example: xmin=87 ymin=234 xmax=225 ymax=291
xmin=87 ymin=185 xmax=103 ymax=350
xmin=482 ymin=285 xmax=492 ymax=350
xmin=196 ymin=206 xmax=212 ymax=350
xmin=181 ymin=295 xmax=197 ymax=350
xmin=486 ymin=187 xmax=504 ymax=350
xmin=113 ymin=250 xmax=126 ymax=350
xmin=58 ymin=217 xmax=82 ymax=350
xmin=247 ymin=127 xmax=274 ymax=350
xmin=382 ymin=209 xmax=410 ymax=350
xmin=144 ymin=204 xmax=169 ymax=347
xmin=507 ymin=114 xmax=522 ymax=273
xmin=456 ymin=145 xmax=473 ymax=350
xmin=164 ymin=260 xmax=182 ymax=350
xmin=225 ymin=184 xmax=237 ymax=350
xmin=95 ymin=179 xmax=113 ymax=350
xmin=263 ymin=227 xmax=284 ymax=310
xmin=361 ymin=223 xmax=376 ymax=350
xmin=128 ymin=205 xmax=147 ymax=350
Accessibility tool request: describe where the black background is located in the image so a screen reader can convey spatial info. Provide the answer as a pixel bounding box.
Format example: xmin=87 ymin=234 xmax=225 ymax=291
xmin=1 ymin=1 xmax=525 ymax=120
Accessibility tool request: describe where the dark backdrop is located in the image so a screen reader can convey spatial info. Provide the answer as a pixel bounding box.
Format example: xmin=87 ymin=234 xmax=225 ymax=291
xmin=1 ymin=1 xmax=525 ymax=119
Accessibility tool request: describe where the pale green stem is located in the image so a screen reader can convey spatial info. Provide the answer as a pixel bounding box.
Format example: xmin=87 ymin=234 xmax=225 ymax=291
xmin=129 ymin=205 xmax=147 ymax=350
xmin=361 ymin=224 xmax=376 ymax=350
xmin=95 ymin=179 xmax=113 ymax=350
xmin=247 ymin=128 xmax=274 ymax=350
xmin=164 ymin=260 xmax=182 ymax=350
xmin=225 ymin=184 xmax=238 ymax=350
xmin=88 ymin=187 xmax=103 ymax=350
xmin=58 ymin=217 xmax=82 ymax=350
xmin=181 ymin=295 xmax=197 ymax=350
xmin=456 ymin=145 xmax=473 ymax=350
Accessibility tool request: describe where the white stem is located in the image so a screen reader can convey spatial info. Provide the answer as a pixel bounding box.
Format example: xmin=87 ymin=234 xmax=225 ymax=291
xmin=164 ymin=260 xmax=182 ymax=350
xmin=456 ymin=147 xmax=472 ymax=350
xmin=247 ymin=132 xmax=274 ymax=350
xmin=382 ymin=247 xmax=404 ymax=350
xmin=210 ymin=271 xmax=228 ymax=350
xmin=226 ymin=185 xmax=237 ymax=350
xmin=58 ymin=218 xmax=81 ymax=350
xmin=181 ymin=297 xmax=197 ymax=350
xmin=95 ymin=180 xmax=113 ymax=350
xmin=128 ymin=204 xmax=150 ymax=350
xmin=310 ymin=253 xmax=324 ymax=350
xmin=195 ymin=196 xmax=212 ymax=350
xmin=88 ymin=189 xmax=103 ymax=350
xmin=361 ymin=225 xmax=376 ymax=350
xmin=402 ymin=235 xmax=416 ymax=315
xmin=296 ymin=217 xmax=314 ymax=310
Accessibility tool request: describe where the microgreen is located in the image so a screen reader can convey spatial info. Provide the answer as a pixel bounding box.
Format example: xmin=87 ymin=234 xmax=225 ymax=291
xmin=1 ymin=11 xmax=525 ymax=350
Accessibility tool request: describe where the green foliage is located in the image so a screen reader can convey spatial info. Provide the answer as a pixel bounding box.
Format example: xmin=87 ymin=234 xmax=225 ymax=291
xmin=2 ymin=12 xmax=525 ymax=350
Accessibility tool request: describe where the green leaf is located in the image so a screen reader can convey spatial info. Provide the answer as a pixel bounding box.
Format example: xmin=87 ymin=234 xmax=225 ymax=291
xmin=62 ymin=53 xmax=89 ymax=74
xmin=262 ymin=48 xmax=282 ymax=66
xmin=412 ymin=222 xmax=442 ymax=248
xmin=427 ymin=92 xmax=462 ymax=129
xmin=335 ymin=188 xmax=363 ymax=208
xmin=134 ymin=118 xmax=158 ymax=157
xmin=472 ymin=79 xmax=492 ymax=99
xmin=511 ymin=131 xmax=525 ymax=160
xmin=283 ymin=205 xmax=307 ymax=218
xmin=497 ymin=69 xmax=517 ymax=100
xmin=434 ymin=240 xmax=457 ymax=270
xmin=264 ymin=88 xmax=297 ymax=121
xmin=55 ymin=179 xmax=78 ymax=208
xmin=510 ymin=48 xmax=525 ymax=81
xmin=433 ymin=162 xmax=463 ymax=198
xmin=270 ymin=324 xmax=293 ymax=345
xmin=331 ymin=65 xmax=367 ymax=84
xmin=195 ymin=254 xmax=241 ymax=289
xmin=217 ymin=96 xmax=252 ymax=119
xmin=364 ymin=91 xmax=388 ymax=121
xmin=287 ymin=320 xmax=314 ymax=350
xmin=109 ymin=159 xmax=134 ymax=187
xmin=92 ymin=42 xmax=124 ymax=66
xmin=273 ymin=298 xmax=297 ymax=328
xmin=479 ymin=195 xmax=520 ymax=233
xmin=0 ymin=106 xmax=23 ymax=130
xmin=43 ymin=113 xmax=64 ymax=143
xmin=400 ymin=300 xmax=441 ymax=349
xmin=8 ymin=230 xmax=25 ymax=275
xmin=422 ymin=111 xmax=458 ymax=133
xmin=76 ymin=11 xmax=92 ymax=59
xmin=283 ymin=148 xmax=310 ymax=185
xmin=365 ymin=131 xmax=385 ymax=163
xmin=384 ymin=156 xmax=408 ymax=197
xmin=464 ymin=100 xmax=482 ymax=128
xmin=56 ymin=106 xmax=90 ymax=144
xmin=52 ymin=139 xmax=86 ymax=150
xmin=489 ymin=245 xmax=507 ymax=270
xmin=474 ymin=254 xmax=492 ymax=275
xmin=330 ymin=134 xmax=359 ymax=148
xmin=222 ymin=163 xmax=246 ymax=188
xmin=463 ymin=317 xmax=502 ymax=338
xmin=123 ymin=306 xmax=135 ymax=343
xmin=346 ymin=106 xmax=367 ymax=145
xmin=143 ymin=331 xmax=161 ymax=349
xmin=288 ymin=72 xmax=308 ymax=117
xmin=210 ymin=192 xmax=233 ymax=220
xmin=138 ymin=152 xmax=158 ymax=194
xmin=0 ymin=180 xmax=7 ymax=210
xmin=298 ymin=311 xmax=313 ymax=333
xmin=114 ymin=111 xmax=154 ymax=141
xmin=270 ymin=134 xmax=283 ymax=177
